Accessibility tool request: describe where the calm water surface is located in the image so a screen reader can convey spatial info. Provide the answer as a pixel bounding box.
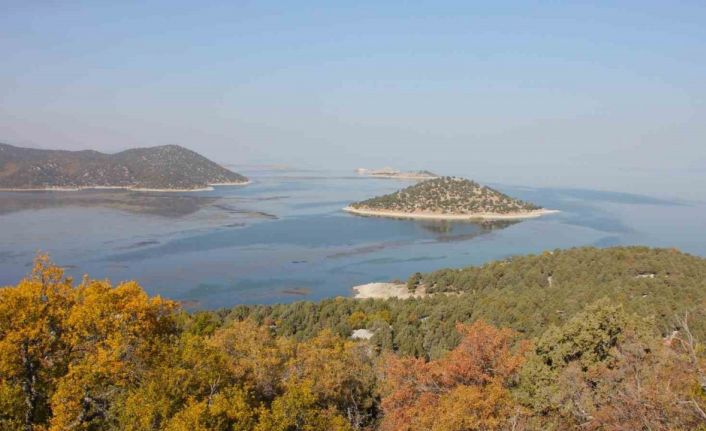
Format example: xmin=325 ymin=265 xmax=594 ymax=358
xmin=1 ymin=169 xmax=704 ymax=308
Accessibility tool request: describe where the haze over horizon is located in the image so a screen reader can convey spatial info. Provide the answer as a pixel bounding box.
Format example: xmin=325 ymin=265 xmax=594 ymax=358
xmin=2 ymin=1 xmax=705 ymax=198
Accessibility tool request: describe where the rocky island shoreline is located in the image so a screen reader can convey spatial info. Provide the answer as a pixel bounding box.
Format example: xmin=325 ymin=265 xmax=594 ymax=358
xmin=345 ymin=176 xmax=556 ymax=220
xmin=343 ymin=206 xmax=558 ymax=220
xmin=355 ymin=167 xmax=439 ymax=180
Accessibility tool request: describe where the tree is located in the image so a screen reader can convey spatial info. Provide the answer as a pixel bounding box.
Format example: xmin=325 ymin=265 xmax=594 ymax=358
xmin=518 ymin=300 xmax=706 ymax=430
xmin=288 ymin=331 xmax=378 ymax=429
xmin=255 ymin=381 xmax=351 ymax=431
xmin=0 ymin=255 xmax=177 ymax=430
xmin=0 ymin=255 xmax=76 ymax=430
xmin=380 ymin=320 xmax=529 ymax=431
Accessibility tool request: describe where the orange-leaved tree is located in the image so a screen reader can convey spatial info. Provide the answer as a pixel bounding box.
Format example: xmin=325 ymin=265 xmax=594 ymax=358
xmin=380 ymin=320 xmax=530 ymax=431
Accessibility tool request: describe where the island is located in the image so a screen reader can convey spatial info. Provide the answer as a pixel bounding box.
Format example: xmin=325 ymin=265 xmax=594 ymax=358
xmin=344 ymin=176 xmax=557 ymax=220
xmin=355 ymin=167 xmax=439 ymax=179
xmin=0 ymin=143 xmax=248 ymax=191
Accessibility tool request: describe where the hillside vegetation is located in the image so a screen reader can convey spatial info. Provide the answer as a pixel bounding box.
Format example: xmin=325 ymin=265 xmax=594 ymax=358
xmin=0 ymin=143 xmax=248 ymax=190
xmin=0 ymin=249 xmax=706 ymax=431
xmin=2 ymin=249 xmax=705 ymax=430
xmin=350 ymin=176 xmax=541 ymax=215
xmin=231 ymin=247 xmax=706 ymax=358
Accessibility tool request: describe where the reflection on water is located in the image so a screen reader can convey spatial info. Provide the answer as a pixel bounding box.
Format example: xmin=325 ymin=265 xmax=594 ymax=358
xmin=0 ymin=170 xmax=704 ymax=309
xmin=0 ymin=190 xmax=219 ymax=217
xmin=414 ymin=219 xmax=518 ymax=235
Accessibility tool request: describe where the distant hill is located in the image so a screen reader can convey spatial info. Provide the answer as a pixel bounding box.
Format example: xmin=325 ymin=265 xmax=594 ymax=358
xmin=348 ymin=176 xmax=542 ymax=217
xmin=0 ymin=143 xmax=248 ymax=191
xmin=355 ymin=167 xmax=439 ymax=179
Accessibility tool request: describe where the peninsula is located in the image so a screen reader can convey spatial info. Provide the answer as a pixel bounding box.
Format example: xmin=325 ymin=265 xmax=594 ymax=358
xmin=355 ymin=167 xmax=439 ymax=179
xmin=0 ymin=143 xmax=248 ymax=191
xmin=345 ymin=176 xmax=556 ymax=220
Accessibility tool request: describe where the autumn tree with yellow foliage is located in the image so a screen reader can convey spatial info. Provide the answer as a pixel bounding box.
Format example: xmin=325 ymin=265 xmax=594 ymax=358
xmin=0 ymin=256 xmax=377 ymax=430
xmin=0 ymin=255 xmax=177 ymax=430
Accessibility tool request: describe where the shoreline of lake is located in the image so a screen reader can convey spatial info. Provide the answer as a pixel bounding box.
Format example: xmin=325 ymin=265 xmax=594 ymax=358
xmin=0 ymin=181 xmax=251 ymax=193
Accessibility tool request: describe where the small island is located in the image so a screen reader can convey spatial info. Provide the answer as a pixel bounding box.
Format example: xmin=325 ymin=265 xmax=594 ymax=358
xmin=344 ymin=176 xmax=557 ymax=220
xmin=355 ymin=167 xmax=439 ymax=180
xmin=0 ymin=143 xmax=248 ymax=192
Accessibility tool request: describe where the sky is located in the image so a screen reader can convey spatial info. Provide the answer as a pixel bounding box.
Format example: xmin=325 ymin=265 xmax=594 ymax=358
xmin=1 ymin=1 xmax=705 ymax=197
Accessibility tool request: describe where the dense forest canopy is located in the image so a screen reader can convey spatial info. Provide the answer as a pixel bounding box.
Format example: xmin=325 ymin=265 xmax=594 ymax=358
xmin=1 ymin=248 xmax=705 ymax=430
xmin=350 ymin=177 xmax=541 ymax=215
xmin=230 ymin=247 xmax=706 ymax=358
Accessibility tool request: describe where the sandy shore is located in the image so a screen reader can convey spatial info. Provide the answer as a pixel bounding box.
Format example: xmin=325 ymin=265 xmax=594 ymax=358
xmin=0 ymin=181 xmax=250 ymax=193
xmin=343 ymin=206 xmax=559 ymax=221
xmin=352 ymin=282 xmax=426 ymax=300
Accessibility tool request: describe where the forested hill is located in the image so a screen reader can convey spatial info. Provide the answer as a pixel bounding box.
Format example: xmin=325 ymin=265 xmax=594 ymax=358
xmin=231 ymin=247 xmax=706 ymax=357
xmin=350 ymin=176 xmax=541 ymax=215
xmin=2 ymin=248 xmax=705 ymax=430
xmin=0 ymin=143 xmax=248 ymax=190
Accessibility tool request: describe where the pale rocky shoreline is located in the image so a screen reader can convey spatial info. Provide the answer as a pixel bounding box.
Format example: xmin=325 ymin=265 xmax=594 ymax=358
xmin=343 ymin=206 xmax=559 ymax=221
xmin=352 ymin=282 xmax=426 ymax=299
xmin=0 ymin=181 xmax=251 ymax=193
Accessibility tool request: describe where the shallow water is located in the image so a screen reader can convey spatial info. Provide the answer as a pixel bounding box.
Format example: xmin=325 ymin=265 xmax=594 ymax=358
xmin=1 ymin=169 xmax=704 ymax=309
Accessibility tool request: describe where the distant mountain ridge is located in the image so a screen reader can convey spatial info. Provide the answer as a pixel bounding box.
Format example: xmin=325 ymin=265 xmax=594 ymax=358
xmin=0 ymin=143 xmax=248 ymax=191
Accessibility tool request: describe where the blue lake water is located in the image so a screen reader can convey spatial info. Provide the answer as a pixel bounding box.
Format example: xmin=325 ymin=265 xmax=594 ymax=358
xmin=1 ymin=169 xmax=705 ymax=309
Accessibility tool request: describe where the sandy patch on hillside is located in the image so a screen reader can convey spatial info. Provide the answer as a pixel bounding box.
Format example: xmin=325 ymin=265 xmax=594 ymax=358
xmin=352 ymin=282 xmax=426 ymax=299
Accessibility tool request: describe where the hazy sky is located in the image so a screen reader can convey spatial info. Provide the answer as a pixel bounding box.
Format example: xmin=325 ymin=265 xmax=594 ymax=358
xmin=2 ymin=1 xmax=705 ymax=195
